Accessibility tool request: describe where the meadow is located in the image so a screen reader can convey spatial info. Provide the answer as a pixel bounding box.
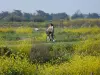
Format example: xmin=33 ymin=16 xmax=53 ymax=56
xmin=0 ymin=19 xmax=100 ymax=75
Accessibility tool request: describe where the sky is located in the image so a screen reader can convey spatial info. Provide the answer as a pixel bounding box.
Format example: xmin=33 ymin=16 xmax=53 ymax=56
xmin=0 ymin=0 xmax=100 ymax=15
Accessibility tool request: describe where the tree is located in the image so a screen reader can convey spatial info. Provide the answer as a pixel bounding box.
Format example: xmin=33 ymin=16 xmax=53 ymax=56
xmin=36 ymin=10 xmax=52 ymax=20
xmin=12 ymin=10 xmax=23 ymax=16
xmin=87 ymin=13 xmax=100 ymax=18
xmin=23 ymin=13 xmax=33 ymax=21
xmin=51 ymin=12 xmax=69 ymax=20
xmin=71 ymin=10 xmax=84 ymax=19
xmin=0 ymin=11 xmax=9 ymax=20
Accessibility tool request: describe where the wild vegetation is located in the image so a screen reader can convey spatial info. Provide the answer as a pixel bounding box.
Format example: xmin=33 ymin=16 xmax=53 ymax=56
xmin=0 ymin=19 xmax=100 ymax=75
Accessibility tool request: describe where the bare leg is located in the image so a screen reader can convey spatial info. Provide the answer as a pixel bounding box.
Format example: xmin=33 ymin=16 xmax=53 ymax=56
xmin=51 ymin=33 xmax=54 ymax=41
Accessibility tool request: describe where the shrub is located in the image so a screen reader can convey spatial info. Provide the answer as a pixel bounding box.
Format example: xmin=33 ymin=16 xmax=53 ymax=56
xmin=74 ymin=39 xmax=100 ymax=56
xmin=30 ymin=43 xmax=74 ymax=63
xmin=37 ymin=55 xmax=100 ymax=75
xmin=30 ymin=44 xmax=52 ymax=63
xmin=0 ymin=56 xmax=36 ymax=75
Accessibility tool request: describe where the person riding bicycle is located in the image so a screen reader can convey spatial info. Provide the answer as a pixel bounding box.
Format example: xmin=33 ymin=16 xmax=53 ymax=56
xmin=46 ymin=23 xmax=54 ymax=42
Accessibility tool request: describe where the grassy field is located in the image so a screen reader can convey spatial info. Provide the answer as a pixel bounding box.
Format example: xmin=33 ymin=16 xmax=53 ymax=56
xmin=0 ymin=20 xmax=100 ymax=75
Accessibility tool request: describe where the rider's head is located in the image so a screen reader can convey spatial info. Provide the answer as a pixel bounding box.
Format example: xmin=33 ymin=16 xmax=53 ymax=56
xmin=50 ymin=23 xmax=53 ymax=27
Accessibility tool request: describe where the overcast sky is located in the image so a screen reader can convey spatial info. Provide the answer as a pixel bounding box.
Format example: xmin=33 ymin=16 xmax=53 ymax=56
xmin=0 ymin=0 xmax=100 ymax=15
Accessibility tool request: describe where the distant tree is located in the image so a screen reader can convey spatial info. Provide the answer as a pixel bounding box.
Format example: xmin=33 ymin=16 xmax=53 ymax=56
xmin=23 ymin=13 xmax=33 ymax=21
xmin=36 ymin=10 xmax=52 ymax=20
xmin=51 ymin=12 xmax=69 ymax=20
xmin=12 ymin=10 xmax=23 ymax=16
xmin=87 ymin=13 xmax=100 ymax=18
xmin=71 ymin=10 xmax=84 ymax=19
xmin=33 ymin=15 xmax=45 ymax=22
xmin=8 ymin=10 xmax=23 ymax=22
xmin=0 ymin=11 xmax=9 ymax=20
xmin=6 ymin=14 xmax=23 ymax=22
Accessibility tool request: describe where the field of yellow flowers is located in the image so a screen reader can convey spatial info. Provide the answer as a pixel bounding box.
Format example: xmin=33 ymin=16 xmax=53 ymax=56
xmin=0 ymin=25 xmax=100 ymax=75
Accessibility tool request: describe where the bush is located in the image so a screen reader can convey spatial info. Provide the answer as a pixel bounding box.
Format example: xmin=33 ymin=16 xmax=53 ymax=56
xmin=37 ymin=55 xmax=100 ymax=75
xmin=30 ymin=44 xmax=52 ymax=63
xmin=74 ymin=39 xmax=100 ymax=56
xmin=30 ymin=43 xmax=74 ymax=63
xmin=0 ymin=56 xmax=36 ymax=75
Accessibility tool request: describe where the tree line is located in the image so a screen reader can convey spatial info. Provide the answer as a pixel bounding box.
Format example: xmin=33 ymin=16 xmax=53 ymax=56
xmin=0 ymin=10 xmax=100 ymax=22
